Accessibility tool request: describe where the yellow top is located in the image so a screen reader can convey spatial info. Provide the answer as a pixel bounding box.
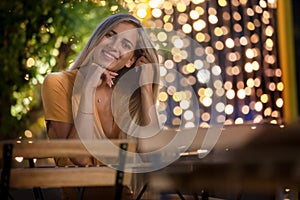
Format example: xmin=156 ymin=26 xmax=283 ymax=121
xmin=41 ymin=70 xmax=107 ymax=138
xmin=41 ymin=70 xmax=106 ymax=166
xmin=42 ymin=70 xmax=77 ymax=123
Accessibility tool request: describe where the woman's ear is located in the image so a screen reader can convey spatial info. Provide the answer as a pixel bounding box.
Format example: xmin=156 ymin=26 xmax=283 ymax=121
xmin=125 ymin=56 xmax=137 ymax=68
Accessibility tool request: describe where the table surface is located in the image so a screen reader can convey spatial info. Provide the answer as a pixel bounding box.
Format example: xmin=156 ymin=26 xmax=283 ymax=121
xmin=144 ymin=122 xmax=300 ymax=193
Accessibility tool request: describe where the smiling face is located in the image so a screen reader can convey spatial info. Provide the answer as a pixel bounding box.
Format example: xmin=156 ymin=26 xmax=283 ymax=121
xmin=91 ymin=22 xmax=139 ymax=72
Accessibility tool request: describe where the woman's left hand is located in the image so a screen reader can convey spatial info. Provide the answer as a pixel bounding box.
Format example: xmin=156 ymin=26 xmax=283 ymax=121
xmin=135 ymin=56 xmax=160 ymax=127
xmin=135 ymin=56 xmax=155 ymax=90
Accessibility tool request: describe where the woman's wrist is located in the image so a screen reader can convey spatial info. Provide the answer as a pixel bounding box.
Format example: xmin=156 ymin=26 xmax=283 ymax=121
xmin=140 ymin=84 xmax=153 ymax=93
xmin=78 ymin=91 xmax=95 ymax=114
xmin=78 ymin=110 xmax=94 ymax=114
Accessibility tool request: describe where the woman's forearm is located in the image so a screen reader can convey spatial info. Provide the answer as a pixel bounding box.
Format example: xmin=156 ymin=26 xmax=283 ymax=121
xmin=67 ymin=124 xmax=92 ymax=165
xmin=140 ymin=85 xmax=159 ymax=127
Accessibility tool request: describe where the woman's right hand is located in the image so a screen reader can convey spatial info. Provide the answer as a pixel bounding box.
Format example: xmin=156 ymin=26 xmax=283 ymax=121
xmin=83 ymin=63 xmax=118 ymax=89
xmin=78 ymin=63 xmax=118 ymax=114
xmin=101 ymin=68 xmax=118 ymax=88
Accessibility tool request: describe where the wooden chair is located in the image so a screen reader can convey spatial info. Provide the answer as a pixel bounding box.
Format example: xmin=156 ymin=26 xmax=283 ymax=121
xmin=0 ymin=139 xmax=137 ymax=200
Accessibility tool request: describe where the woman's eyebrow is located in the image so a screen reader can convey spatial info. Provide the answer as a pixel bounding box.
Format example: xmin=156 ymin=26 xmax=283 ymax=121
xmin=110 ymin=29 xmax=118 ymax=35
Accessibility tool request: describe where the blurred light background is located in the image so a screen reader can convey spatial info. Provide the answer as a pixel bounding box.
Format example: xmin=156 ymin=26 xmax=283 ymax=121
xmin=1 ymin=0 xmax=299 ymax=139
xmin=122 ymin=0 xmax=294 ymax=128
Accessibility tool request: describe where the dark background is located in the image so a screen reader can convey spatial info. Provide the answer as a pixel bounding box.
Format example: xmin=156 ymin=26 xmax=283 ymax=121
xmin=292 ymin=0 xmax=300 ymax=117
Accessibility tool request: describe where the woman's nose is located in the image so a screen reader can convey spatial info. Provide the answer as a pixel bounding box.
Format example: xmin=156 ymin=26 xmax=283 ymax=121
xmin=108 ymin=37 xmax=121 ymax=51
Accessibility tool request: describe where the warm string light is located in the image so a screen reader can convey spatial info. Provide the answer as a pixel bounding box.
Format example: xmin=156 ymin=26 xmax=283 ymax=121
xmin=125 ymin=0 xmax=282 ymax=127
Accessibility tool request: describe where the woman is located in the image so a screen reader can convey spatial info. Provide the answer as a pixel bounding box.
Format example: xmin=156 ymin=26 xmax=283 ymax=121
xmin=41 ymin=13 xmax=160 ymax=199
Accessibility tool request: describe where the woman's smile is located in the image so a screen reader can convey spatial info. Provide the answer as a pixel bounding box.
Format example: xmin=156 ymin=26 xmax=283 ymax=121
xmin=102 ymin=49 xmax=118 ymax=62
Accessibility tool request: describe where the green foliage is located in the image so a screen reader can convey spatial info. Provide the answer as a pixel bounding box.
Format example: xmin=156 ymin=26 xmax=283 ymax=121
xmin=0 ymin=0 xmax=128 ymax=139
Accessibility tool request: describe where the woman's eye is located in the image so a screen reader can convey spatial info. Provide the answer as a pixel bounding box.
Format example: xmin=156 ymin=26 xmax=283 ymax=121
xmin=122 ymin=41 xmax=132 ymax=50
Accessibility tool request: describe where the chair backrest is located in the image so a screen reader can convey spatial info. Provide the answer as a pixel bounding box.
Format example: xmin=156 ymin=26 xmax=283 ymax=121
xmin=0 ymin=139 xmax=137 ymax=188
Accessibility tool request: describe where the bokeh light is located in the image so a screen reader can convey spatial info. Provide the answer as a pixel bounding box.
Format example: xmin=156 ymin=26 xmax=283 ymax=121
xmin=125 ymin=0 xmax=282 ymax=126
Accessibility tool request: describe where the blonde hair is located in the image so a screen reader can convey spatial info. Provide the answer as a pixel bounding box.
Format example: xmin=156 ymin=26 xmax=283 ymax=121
xmin=70 ymin=13 xmax=158 ymax=70
xmin=71 ymin=13 xmax=160 ymax=127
